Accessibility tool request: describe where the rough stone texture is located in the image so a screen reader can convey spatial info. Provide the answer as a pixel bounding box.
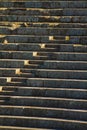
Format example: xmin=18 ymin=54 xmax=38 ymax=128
xmin=0 ymin=0 xmax=87 ymax=130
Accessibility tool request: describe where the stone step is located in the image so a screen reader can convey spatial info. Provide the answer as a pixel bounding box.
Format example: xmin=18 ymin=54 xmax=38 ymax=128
xmin=0 ymin=115 xmax=87 ymax=130
xmin=0 ymin=44 xmax=58 ymax=52
xmin=0 ymin=35 xmax=65 ymax=44
xmin=2 ymin=49 xmax=87 ymax=61
xmin=0 ymin=51 xmax=33 ymax=59
xmin=0 ymin=68 xmax=20 ymax=77
xmin=2 ymin=84 xmax=84 ymax=91
xmin=2 ymin=51 xmax=87 ymax=61
xmin=2 ymin=86 xmax=87 ymax=99
xmin=0 ymin=51 xmax=48 ymax=60
xmin=8 ymin=96 xmax=87 ymax=110
xmin=42 ymin=60 xmax=87 ymax=70
xmin=0 ymin=15 xmax=87 ymax=23
xmin=21 ymin=68 xmax=87 ymax=78
xmin=34 ymin=69 xmax=87 ymax=79
xmin=0 ymin=35 xmax=87 ymax=44
xmin=24 ymin=60 xmax=87 ymax=69
xmin=0 ymin=59 xmax=27 ymax=68
xmin=0 ymin=43 xmax=18 ymax=51
xmin=0 ymin=105 xmax=87 ymax=121
xmin=0 ymin=1 xmax=86 ymax=8
xmin=38 ymin=51 xmax=87 ymax=61
xmin=45 ymin=44 xmax=85 ymax=50
xmin=1 ymin=22 xmax=87 ymax=28
xmin=27 ymin=78 xmax=87 ymax=89
xmin=1 ymin=27 xmax=87 ymax=36
xmin=10 ymin=87 xmax=87 ymax=99
xmin=0 ymin=77 xmax=26 ymax=86
xmin=0 ymin=9 xmax=87 ymax=16
xmin=38 ymin=52 xmax=87 ymax=61
xmin=1 ymin=43 xmax=87 ymax=52
xmin=0 ymin=60 xmax=87 ymax=70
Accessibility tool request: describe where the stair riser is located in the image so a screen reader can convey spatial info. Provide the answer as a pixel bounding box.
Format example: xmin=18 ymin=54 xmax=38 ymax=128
xmin=43 ymin=61 xmax=87 ymax=70
xmin=0 ymin=70 xmax=16 ymax=77
xmin=27 ymin=79 xmax=87 ymax=88
xmin=0 ymin=61 xmax=24 ymax=68
xmin=50 ymin=54 xmax=87 ymax=61
xmin=0 ymin=52 xmax=33 ymax=59
xmin=35 ymin=71 xmax=87 ymax=79
xmin=15 ymin=88 xmax=87 ymax=99
xmin=39 ymin=53 xmax=87 ymax=61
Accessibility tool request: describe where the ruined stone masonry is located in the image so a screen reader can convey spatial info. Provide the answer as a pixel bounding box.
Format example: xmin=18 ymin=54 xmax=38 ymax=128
xmin=0 ymin=0 xmax=87 ymax=129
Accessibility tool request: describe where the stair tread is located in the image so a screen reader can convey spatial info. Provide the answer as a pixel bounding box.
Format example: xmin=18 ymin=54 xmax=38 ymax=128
xmin=0 ymin=115 xmax=87 ymax=124
xmin=8 ymin=96 xmax=87 ymax=101
xmin=0 ymin=126 xmax=45 ymax=130
xmin=0 ymin=105 xmax=87 ymax=112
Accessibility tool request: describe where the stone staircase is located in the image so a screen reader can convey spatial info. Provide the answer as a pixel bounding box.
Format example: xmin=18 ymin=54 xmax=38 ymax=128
xmin=0 ymin=0 xmax=87 ymax=129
